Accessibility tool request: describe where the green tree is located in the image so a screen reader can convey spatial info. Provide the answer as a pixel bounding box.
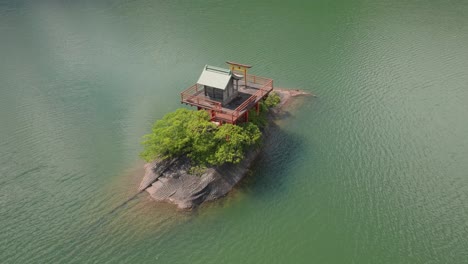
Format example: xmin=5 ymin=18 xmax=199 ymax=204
xmin=140 ymin=109 xmax=262 ymax=167
xmin=139 ymin=109 xmax=214 ymax=162
xmin=210 ymin=123 xmax=261 ymax=164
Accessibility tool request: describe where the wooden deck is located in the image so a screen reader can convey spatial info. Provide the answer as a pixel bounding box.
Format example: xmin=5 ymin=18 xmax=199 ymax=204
xmin=181 ymin=74 xmax=273 ymax=124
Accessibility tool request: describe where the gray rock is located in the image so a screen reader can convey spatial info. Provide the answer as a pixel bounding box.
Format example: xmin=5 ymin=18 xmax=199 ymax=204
xmin=138 ymin=157 xmax=178 ymax=191
xmin=142 ymin=146 xmax=261 ymax=209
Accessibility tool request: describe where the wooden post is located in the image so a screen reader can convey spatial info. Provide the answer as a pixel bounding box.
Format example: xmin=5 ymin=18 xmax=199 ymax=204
xmin=245 ymin=111 xmax=249 ymax=123
xmin=245 ymin=68 xmax=247 ymax=87
xmin=255 ymin=102 xmax=259 ymax=114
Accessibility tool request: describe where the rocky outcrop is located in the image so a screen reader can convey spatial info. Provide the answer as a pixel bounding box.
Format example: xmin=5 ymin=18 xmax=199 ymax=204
xmin=140 ymin=88 xmax=310 ymax=209
xmin=142 ymin=147 xmax=261 ymax=209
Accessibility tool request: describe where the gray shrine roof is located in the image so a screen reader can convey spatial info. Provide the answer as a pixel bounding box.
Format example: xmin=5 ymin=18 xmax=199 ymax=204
xmin=196 ymin=65 xmax=232 ymax=90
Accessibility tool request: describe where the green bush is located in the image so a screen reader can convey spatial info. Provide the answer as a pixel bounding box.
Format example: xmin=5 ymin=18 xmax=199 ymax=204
xmin=248 ymin=92 xmax=282 ymax=128
xmin=188 ymin=165 xmax=208 ymax=176
xmin=264 ymin=92 xmax=281 ymax=108
xmin=248 ymin=107 xmax=268 ymax=128
xmin=139 ymin=109 xmax=215 ymax=162
xmin=140 ymin=109 xmax=261 ymax=166
xmin=210 ymin=123 xmax=261 ymax=164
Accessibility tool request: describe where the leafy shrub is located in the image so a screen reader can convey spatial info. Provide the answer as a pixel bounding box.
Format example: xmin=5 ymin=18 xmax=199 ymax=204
xmin=140 ymin=109 xmax=261 ymax=166
xmin=248 ymin=107 xmax=268 ymax=128
xmin=139 ymin=109 xmax=215 ymax=162
xmin=248 ymin=92 xmax=282 ymax=128
xmin=210 ymin=123 xmax=261 ymax=164
xmin=188 ymin=165 xmax=207 ymax=176
xmin=264 ymin=92 xmax=281 ymax=108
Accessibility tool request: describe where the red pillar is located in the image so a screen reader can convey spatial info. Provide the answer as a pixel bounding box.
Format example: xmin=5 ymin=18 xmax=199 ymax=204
xmin=255 ymin=102 xmax=259 ymax=114
xmin=244 ymin=111 xmax=249 ymax=123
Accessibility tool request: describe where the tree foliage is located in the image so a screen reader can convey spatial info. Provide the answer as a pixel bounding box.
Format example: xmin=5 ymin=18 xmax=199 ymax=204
xmin=140 ymin=109 xmax=261 ymax=166
xmin=210 ymin=123 xmax=261 ymax=164
xmin=140 ymin=92 xmax=281 ymax=166
xmin=248 ymin=107 xmax=268 ymax=128
xmin=248 ymin=92 xmax=282 ymax=128
xmin=264 ymin=92 xmax=281 ymax=108
xmin=139 ymin=109 xmax=214 ymax=162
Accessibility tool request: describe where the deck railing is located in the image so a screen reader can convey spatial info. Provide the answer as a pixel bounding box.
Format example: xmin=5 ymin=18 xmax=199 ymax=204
xmin=180 ymin=84 xmax=222 ymax=111
xmin=232 ymin=78 xmax=273 ymax=121
xmin=181 ymin=74 xmax=273 ymax=123
xmin=244 ymin=74 xmax=272 ymax=87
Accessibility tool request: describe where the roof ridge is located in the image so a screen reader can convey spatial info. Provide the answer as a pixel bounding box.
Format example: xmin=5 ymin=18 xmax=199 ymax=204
xmin=205 ymin=65 xmax=231 ymax=75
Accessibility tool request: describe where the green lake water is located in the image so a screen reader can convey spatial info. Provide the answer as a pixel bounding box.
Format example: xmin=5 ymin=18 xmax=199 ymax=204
xmin=1 ymin=0 xmax=468 ymax=263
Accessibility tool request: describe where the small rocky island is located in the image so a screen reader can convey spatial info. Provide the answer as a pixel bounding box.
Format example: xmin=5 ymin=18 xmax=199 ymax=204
xmin=139 ymin=62 xmax=310 ymax=209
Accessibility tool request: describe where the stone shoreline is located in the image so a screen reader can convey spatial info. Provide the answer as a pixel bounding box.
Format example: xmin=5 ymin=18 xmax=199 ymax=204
xmin=139 ymin=88 xmax=311 ymax=209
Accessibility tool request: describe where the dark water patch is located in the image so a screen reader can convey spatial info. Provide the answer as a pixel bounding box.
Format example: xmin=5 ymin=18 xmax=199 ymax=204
xmin=237 ymin=122 xmax=309 ymax=201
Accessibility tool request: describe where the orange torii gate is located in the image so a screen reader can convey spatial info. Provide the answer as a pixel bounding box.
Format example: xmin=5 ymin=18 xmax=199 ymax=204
xmin=226 ymin=61 xmax=260 ymax=117
xmin=226 ymin=61 xmax=252 ymax=78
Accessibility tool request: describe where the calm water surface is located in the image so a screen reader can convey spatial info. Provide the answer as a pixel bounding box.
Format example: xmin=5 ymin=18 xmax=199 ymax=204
xmin=1 ymin=0 xmax=468 ymax=263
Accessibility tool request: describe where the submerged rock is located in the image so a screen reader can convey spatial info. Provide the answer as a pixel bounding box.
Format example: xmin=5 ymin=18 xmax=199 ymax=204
xmin=140 ymin=88 xmax=310 ymax=209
